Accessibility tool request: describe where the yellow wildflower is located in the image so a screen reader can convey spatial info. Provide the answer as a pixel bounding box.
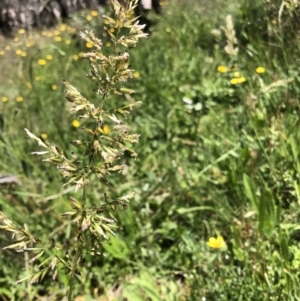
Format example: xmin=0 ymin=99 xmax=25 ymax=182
xmin=103 ymin=125 xmax=110 ymax=134
xmin=133 ymin=71 xmax=140 ymax=78
xmin=109 ymin=28 xmax=115 ymax=33
xmin=14 ymin=37 xmax=19 ymax=42
xmin=21 ymin=51 xmax=27 ymax=57
xmin=0 ymin=50 xmax=5 ymax=56
xmin=86 ymin=42 xmax=93 ymax=48
xmin=230 ymin=77 xmax=246 ymax=85
xmin=65 ymin=39 xmax=71 ymax=45
xmin=18 ymin=29 xmax=25 ymax=34
xmin=40 ymin=133 xmax=48 ymax=139
xmin=15 ymin=49 xmax=22 ymax=55
xmin=91 ymin=10 xmax=98 ymax=17
xmin=72 ymin=120 xmax=80 ymax=128
xmin=86 ymin=15 xmax=92 ymax=22
xmin=38 ymin=59 xmax=47 ymax=66
xmin=51 ymin=85 xmax=57 ymax=91
xmin=256 ymin=67 xmax=265 ymax=74
xmin=35 ymin=76 xmax=41 ymax=81
xmin=67 ymin=26 xmax=75 ymax=34
xmin=2 ymin=96 xmax=8 ymax=102
xmin=234 ymin=71 xmax=240 ymax=77
xmin=5 ymin=45 xmax=11 ymax=51
xmin=60 ymin=24 xmax=67 ymax=31
xmin=230 ymin=78 xmax=239 ymax=85
xmin=16 ymin=96 xmax=24 ymax=102
xmin=106 ymin=42 xmax=111 ymax=47
xmin=98 ymin=125 xmax=110 ymax=134
xmin=73 ymin=55 xmax=79 ymax=61
xmin=207 ymin=235 xmax=226 ymax=249
xmin=217 ymin=65 xmax=227 ymax=73
xmin=55 ymin=36 xmax=62 ymax=42
xmin=53 ymin=30 xmax=60 ymax=36
xmin=46 ymin=55 xmax=53 ymax=60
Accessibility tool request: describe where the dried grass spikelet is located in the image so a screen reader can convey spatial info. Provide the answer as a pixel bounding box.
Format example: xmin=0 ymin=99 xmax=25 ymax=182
xmin=261 ymin=78 xmax=294 ymax=94
xmin=284 ymin=0 xmax=299 ymax=11
xmin=211 ymin=29 xmax=221 ymax=37
xmin=221 ymin=15 xmax=239 ymax=57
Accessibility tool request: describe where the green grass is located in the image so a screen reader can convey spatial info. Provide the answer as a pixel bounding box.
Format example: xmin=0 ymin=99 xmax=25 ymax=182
xmin=1 ymin=0 xmax=300 ymax=300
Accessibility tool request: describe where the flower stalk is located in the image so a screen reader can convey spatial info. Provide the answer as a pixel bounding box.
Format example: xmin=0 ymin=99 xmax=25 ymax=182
xmin=0 ymin=1 xmax=147 ymax=299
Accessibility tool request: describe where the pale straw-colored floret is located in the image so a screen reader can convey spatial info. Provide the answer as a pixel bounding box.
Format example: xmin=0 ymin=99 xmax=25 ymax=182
xmin=221 ymin=15 xmax=239 ymax=57
xmin=284 ymin=0 xmax=298 ymax=11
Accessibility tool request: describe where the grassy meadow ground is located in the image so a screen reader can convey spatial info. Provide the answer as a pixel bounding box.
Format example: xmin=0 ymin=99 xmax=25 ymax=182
xmin=1 ymin=0 xmax=300 ymax=300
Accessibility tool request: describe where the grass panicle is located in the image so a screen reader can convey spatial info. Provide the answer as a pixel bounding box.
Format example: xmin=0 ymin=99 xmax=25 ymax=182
xmin=0 ymin=1 xmax=147 ymax=300
xmin=1 ymin=0 xmax=300 ymax=299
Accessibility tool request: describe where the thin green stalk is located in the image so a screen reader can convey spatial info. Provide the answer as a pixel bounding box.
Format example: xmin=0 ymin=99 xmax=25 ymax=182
xmin=67 ymin=237 xmax=82 ymax=301
xmin=1 ymin=1 xmax=146 ymax=296
xmin=68 ymin=187 xmax=86 ymax=301
xmin=24 ymin=251 xmax=33 ymax=300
